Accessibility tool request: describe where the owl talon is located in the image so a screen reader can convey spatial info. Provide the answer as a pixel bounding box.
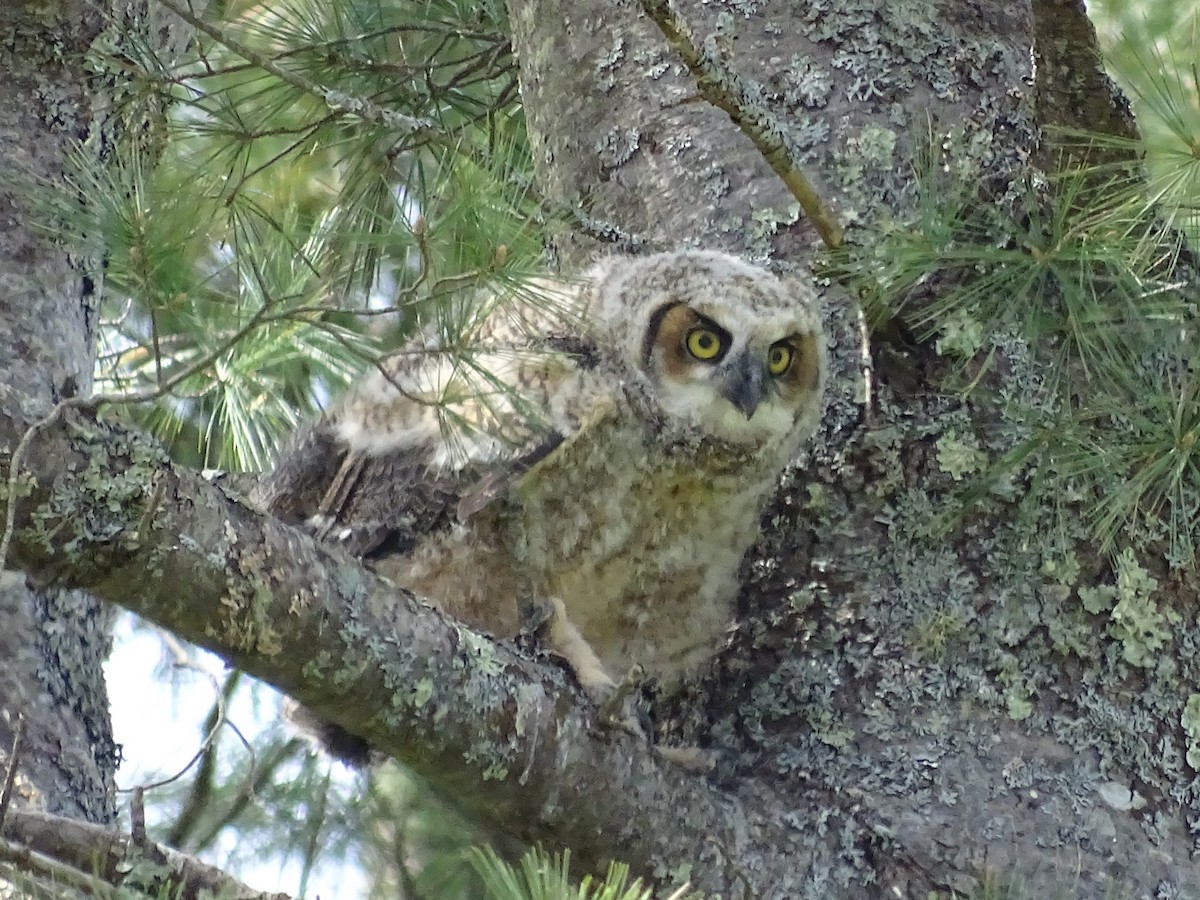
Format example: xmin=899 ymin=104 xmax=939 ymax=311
xmin=532 ymin=596 xmax=620 ymax=691
xmin=653 ymin=743 xmax=717 ymax=772
xmin=595 ymin=664 xmax=648 ymax=738
xmin=520 ymin=595 xmax=557 ymax=636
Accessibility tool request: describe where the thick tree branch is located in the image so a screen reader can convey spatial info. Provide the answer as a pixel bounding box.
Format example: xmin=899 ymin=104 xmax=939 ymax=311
xmin=0 ymin=407 xmax=795 ymax=896
xmin=0 ymin=806 xmax=293 ymax=900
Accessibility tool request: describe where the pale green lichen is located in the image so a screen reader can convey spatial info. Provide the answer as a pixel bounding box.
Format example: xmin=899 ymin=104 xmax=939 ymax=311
xmin=910 ymin=609 xmax=969 ymax=657
xmin=1182 ymin=694 xmax=1200 ymax=770
xmin=1104 ymin=548 xmax=1179 ymax=668
xmin=594 ymin=35 xmax=626 ymax=94
xmin=1039 ymin=551 xmax=1081 ymax=587
xmin=803 ymin=482 xmax=828 ymax=513
xmin=782 ymin=57 xmax=834 ymax=109
xmin=482 ymin=761 xmax=510 ymax=781
xmin=459 ymin=628 xmax=506 ymax=679
xmin=935 ymin=311 xmax=985 ymax=358
xmin=936 ymin=433 xmax=986 ymax=481
xmin=594 ymin=127 xmax=639 ymax=168
xmin=748 ymin=201 xmax=802 ymax=242
xmin=1078 ymin=583 xmax=1114 ymax=615
xmin=1006 ymin=692 xmax=1032 ymax=721
xmin=410 ymin=677 xmax=435 ymax=708
xmin=699 ymin=164 xmax=731 ymax=201
xmin=810 ymin=707 xmax=853 ymax=749
xmin=301 ymin=651 xmax=335 ymax=682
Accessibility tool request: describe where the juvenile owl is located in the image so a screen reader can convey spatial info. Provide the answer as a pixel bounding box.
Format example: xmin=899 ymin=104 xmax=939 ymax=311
xmin=264 ymin=250 xmax=826 ymax=732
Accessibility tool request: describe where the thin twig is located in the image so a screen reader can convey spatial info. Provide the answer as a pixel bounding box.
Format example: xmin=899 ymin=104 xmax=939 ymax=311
xmin=155 ymin=0 xmax=436 ymax=139
xmin=130 ymin=787 xmax=146 ymax=847
xmin=120 ymin=648 xmax=246 ymax=795
xmin=0 ymin=836 xmax=108 ymax=898
xmin=0 ymin=404 xmax=70 ymax=576
xmin=857 ymin=307 xmax=875 ymax=425
xmin=638 ymin=0 xmax=844 ymax=249
xmin=0 ymin=713 xmax=25 ymax=833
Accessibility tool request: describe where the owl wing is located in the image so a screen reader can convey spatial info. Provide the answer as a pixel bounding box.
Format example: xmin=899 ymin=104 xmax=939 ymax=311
xmin=260 ymin=281 xmax=612 ymax=563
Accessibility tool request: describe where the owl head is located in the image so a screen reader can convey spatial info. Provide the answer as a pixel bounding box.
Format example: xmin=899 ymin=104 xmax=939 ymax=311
xmin=586 ymin=250 xmax=827 ymax=447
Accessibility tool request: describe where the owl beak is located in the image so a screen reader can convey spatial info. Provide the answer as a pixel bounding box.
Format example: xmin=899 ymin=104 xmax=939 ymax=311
xmin=720 ymin=351 xmax=766 ymax=419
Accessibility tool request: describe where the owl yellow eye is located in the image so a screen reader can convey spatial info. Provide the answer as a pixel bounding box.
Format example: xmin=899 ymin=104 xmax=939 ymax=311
xmin=686 ymin=328 xmax=724 ymax=361
xmin=767 ymin=343 xmax=794 ymax=376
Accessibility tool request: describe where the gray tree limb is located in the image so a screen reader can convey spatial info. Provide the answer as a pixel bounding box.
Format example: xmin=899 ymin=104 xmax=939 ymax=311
xmin=0 ymin=806 xmax=294 ymax=900
xmin=0 ymin=404 xmax=813 ymax=896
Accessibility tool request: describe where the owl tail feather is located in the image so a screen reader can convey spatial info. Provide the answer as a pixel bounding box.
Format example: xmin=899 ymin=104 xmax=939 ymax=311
xmin=283 ymin=698 xmax=374 ymax=767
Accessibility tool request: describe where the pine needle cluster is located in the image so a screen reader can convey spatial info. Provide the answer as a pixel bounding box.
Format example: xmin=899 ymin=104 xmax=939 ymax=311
xmin=42 ymin=0 xmax=554 ymax=473
xmin=470 ymin=848 xmax=696 ymax=900
xmin=833 ymin=12 xmax=1200 ymax=566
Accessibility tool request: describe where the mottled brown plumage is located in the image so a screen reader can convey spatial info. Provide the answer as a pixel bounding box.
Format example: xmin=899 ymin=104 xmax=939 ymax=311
xmin=263 ymin=250 xmax=827 ymax=738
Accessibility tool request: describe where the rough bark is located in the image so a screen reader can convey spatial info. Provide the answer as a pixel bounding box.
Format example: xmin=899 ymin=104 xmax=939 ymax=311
xmin=0 ymin=0 xmax=118 ymax=829
xmin=506 ymin=0 xmax=1200 ymax=897
xmin=0 ymin=807 xmax=294 ymax=900
xmin=511 ymin=0 xmax=1035 ymax=265
xmin=1030 ymin=0 xmax=1140 ymax=168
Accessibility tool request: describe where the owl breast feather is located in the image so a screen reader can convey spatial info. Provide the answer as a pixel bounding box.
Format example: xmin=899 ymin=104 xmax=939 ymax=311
xmin=500 ymin=413 xmax=786 ymax=685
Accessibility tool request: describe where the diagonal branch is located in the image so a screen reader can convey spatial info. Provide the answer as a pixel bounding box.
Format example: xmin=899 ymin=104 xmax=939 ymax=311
xmin=638 ymin=0 xmax=844 ymax=249
xmin=0 ymin=407 xmax=794 ymax=896
xmin=0 ymin=806 xmax=293 ymax=900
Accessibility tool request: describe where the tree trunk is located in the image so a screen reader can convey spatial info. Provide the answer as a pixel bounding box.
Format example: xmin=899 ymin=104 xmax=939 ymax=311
xmin=0 ymin=2 xmax=117 ymax=827
xmin=506 ymin=0 xmax=1199 ymax=896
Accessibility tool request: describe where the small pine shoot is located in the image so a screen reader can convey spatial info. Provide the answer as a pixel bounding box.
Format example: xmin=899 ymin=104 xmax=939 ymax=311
xmin=469 ymin=846 xmax=696 ymax=900
xmin=1096 ymin=6 xmax=1200 ymax=241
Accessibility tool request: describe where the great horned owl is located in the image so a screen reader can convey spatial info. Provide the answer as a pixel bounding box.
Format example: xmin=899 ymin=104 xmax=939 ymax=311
xmin=263 ymin=249 xmax=826 ymax=735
